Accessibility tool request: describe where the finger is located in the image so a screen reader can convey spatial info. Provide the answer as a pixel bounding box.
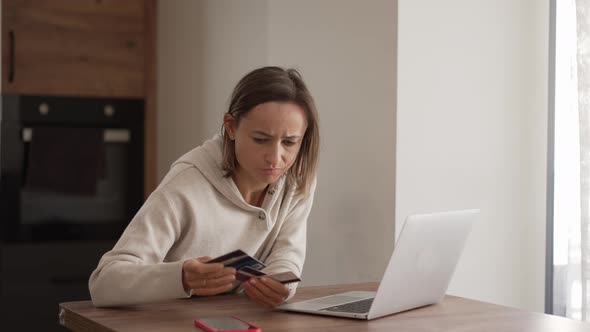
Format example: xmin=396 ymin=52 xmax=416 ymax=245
xmin=258 ymin=277 xmax=290 ymax=298
xmin=193 ymin=282 xmax=234 ymax=296
xmin=183 ymin=263 xmax=227 ymax=287
xmin=197 ymin=256 xmax=213 ymax=262
xmin=187 ymin=274 xmax=234 ymax=290
xmin=248 ymin=279 xmax=285 ymax=306
xmin=245 ymin=289 xmax=272 ymax=308
xmin=189 ymin=270 xmax=236 ymax=290
xmin=186 ymin=260 xmax=225 ymax=275
xmin=251 ymin=278 xmax=286 ymax=304
xmin=243 ymin=282 xmax=274 ymax=308
xmin=184 ymin=258 xmax=224 ymax=274
xmin=195 ymin=274 xmax=236 ymax=289
xmin=243 ymin=282 xmax=274 ymax=307
xmin=203 ymin=266 xmax=236 ymax=279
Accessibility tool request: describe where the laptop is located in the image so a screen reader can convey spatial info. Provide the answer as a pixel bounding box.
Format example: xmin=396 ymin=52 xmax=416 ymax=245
xmin=277 ymin=209 xmax=478 ymax=320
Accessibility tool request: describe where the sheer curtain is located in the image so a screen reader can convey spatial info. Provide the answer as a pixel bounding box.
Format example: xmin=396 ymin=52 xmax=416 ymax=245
xmin=553 ymin=0 xmax=590 ymax=321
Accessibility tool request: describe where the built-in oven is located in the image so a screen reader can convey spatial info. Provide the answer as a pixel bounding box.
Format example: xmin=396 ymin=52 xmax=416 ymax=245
xmin=0 ymin=94 xmax=144 ymax=243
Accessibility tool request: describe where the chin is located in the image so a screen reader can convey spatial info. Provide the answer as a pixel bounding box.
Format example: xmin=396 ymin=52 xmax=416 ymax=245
xmin=259 ymin=174 xmax=282 ymax=185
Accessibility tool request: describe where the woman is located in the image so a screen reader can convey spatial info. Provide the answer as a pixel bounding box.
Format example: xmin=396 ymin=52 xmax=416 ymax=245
xmin=89 ymin=66 xmax=319 ymax=308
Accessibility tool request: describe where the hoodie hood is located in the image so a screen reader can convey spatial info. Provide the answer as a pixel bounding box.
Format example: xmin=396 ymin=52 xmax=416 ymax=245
xmin=170 ymin=134 xmax=285 ymax=212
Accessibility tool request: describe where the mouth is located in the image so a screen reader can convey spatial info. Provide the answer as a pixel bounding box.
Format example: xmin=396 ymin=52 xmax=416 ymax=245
xmin=261 ymin=168 xmax=282 ymax=175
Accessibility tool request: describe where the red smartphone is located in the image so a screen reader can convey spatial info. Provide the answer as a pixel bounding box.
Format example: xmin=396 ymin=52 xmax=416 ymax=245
xmin=194 ymin=316 xmax=261 ymax=332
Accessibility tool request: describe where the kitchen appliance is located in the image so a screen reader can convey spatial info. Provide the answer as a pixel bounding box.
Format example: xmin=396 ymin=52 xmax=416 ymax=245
xmin=0 ymin=94 xmax=145 ymax=331
xmin=0 ymin=94 xmax=144 ymax=242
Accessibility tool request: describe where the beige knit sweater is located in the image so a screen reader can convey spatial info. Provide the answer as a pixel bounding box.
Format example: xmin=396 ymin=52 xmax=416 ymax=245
xmin=89 ymin=134 xmax=315 ymax=307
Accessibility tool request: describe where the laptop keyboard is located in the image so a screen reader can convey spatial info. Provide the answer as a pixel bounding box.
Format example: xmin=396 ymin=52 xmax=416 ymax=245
xmin=320 ymin=298 xmax=374 ymax=313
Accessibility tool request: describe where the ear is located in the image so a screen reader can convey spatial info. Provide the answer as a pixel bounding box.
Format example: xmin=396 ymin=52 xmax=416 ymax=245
xmin=223 ymin=113 xmax=236 ymax=139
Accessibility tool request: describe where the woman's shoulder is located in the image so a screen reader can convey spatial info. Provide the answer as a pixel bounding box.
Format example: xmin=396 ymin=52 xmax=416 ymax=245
xmin=156 ymin=163 xmax=212 ymax=196
xmin=157 ymin=135 xmax=225 ymax=194
xmin=282 ymin=175 xmax=317 ymax=201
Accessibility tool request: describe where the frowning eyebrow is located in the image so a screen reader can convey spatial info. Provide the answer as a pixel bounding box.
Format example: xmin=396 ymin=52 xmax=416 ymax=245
xmin=252 ymin=131 xmax=302 ymax=140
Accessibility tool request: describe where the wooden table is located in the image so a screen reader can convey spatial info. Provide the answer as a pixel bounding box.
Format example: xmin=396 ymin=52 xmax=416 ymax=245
xmin=59 ymin=282 xmax=590 ymax=331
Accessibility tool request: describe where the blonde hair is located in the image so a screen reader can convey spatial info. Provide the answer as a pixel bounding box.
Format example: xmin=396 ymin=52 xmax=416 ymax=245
xmin=221 ymin=66 xmax=319 ymax=197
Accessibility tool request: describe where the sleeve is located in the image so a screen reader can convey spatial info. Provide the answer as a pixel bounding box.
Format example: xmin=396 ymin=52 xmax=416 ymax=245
xmin=262 ymin=179 xmax=317 ymax=301
xmin=88 ymin=190 xmax=189 ymax=307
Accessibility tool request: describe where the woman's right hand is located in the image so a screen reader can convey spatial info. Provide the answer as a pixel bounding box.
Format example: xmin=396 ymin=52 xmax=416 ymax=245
xmin=182 ymin=256 xmax=236 ymax=296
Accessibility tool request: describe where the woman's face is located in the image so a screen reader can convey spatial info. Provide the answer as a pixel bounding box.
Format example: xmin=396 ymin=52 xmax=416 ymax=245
xmin=225 ymin=101 xmax=308 ymax=189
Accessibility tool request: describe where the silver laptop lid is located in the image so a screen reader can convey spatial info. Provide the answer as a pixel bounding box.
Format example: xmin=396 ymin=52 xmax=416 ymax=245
xmin=367 ymin=209 xmax=477 ymax=320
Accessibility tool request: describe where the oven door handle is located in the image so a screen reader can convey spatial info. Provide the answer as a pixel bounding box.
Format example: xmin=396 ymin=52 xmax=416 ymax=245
xmin=22 ymin=128 xmax=131 ymax=143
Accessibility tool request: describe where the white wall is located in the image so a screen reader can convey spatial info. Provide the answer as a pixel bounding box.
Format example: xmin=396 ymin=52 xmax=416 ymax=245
xmin=266 ymin=0 xmax=397 ymax=285
xmin=396 ymin=0 xmax=548 ymax=311
xmin=157 ymin=0 xmax=397 ymax=286
xmin=158 ymin=0 xmax=548 ymax=312
xmin=157 ymin=0 xmax=267 ymax=176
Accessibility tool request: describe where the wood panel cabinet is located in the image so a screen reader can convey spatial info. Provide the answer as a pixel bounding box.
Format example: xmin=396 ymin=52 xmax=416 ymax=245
xmin=2 ymin=0 xmax=146 ymax=98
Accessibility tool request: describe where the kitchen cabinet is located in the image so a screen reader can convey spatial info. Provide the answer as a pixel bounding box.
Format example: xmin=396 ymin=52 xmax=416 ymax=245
xmin=0 ymin=2 xmax=157 ymax=330
xmin=2 ymin=0 xmax=146 ymax=98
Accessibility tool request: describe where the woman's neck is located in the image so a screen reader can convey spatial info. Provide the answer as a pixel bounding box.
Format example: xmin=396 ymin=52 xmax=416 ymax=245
xmin=232 ymin=170 xmax=268 ymax=207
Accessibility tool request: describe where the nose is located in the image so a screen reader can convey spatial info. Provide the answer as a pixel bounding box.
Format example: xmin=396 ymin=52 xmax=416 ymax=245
xmin=265 ymin=142 xmax=281 ymax=167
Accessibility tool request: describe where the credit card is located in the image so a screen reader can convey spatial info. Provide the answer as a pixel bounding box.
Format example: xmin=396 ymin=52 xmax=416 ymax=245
xmin=207 ymin=249 xmax=247 ymax=264
xmin=267 ymin=271 xmax=301 ymax=284
xmin=236 ymin=266 xmax=266 ymax=282
xmin=207 ymin=249 xmax=266 ymax=271
xmin=237 ymin=268 xmax=301 ymax=284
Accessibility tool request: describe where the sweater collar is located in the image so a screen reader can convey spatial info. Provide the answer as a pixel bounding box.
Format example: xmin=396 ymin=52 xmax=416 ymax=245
xmin=172 ymin=134 xmax=286 ymax=215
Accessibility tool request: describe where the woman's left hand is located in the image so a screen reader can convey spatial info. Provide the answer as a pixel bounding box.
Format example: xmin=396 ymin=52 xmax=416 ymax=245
xmin=243 ymin=276 xmax=290 ymax=307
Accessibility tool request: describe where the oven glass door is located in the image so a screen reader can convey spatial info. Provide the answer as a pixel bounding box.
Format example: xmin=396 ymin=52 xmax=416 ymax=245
xmin=0 ymin=95 xmax=144 ymax=242
xmin=18 ymin=126 xmax=133 ymax=241
xmin=21 ymin=126 xmax=130 ymax=221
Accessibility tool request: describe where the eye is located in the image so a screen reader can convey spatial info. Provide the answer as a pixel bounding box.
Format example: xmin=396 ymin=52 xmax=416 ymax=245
xmin=253 ymin=137 xmax=268 ymax=144
xmin=283 ymin=140 xmax=297 ymax=147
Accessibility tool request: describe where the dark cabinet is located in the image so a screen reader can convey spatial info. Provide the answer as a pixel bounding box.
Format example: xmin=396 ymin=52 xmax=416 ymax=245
xmin=2 ymin=0 xmax=146 ymax=98
xmin=0 ymin=1 xmax=156 ymax=330
xmin=1 ymin=242 xmax=115 ymax=331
